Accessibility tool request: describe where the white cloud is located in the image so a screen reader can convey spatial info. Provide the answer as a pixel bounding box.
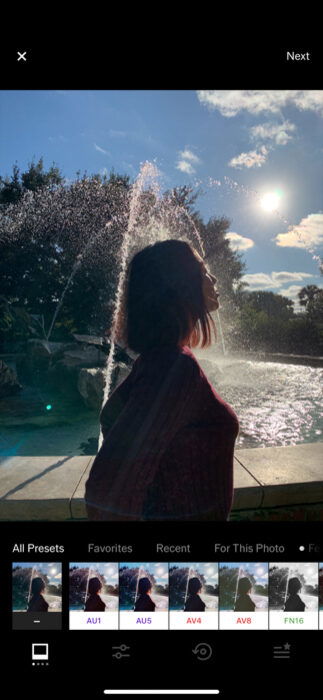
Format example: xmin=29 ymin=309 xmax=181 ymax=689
xmin=280 ymin=283 xmax=323 ymax=310
xmin=176 ymin=159 xmax=195 ymax=174
xmin=242 ymin=271 xmax=315 ymax=290
xmin=229 ymin=146 xmax=269 ymax=169
xmin=176 ymin=148 xmax=201 ymax=175
xmin=242 ymin=273 xmax=280 ymax=289
xmin=196 ymin=90 xmax=323 ymax=118
xmin=179 ymin=149 xmax=201 ymax=164
xmin=279 ymin=285 xmax=306 ymax=303
xmin=249 ymin=120 xmax=296 ymax=145
xmin=225 ymin=232 xmax=255 ymax=251
xmin=271 ymin=271 xmax=313 ymax=284
xmin=94 ymin=143 xmax=110 ymax=156
xmin=275 ymin=213 xmax=323 ymax=248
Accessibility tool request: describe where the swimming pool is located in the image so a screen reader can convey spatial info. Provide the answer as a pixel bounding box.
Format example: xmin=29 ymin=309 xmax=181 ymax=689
xmin=1 ymin=357 xmax=322 ymax=455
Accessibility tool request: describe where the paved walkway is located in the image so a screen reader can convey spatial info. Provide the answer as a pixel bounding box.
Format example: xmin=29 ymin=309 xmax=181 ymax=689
xmin=0 ymin=443 xmax=322 ymax=520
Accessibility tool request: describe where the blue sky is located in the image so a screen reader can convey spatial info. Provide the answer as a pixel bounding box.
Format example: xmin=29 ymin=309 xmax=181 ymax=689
xmin=219 ymin=562 xmax=268 ymax=585
xmin=70 ymin=563 xmax=118 ymax=580
xmin=120 ymin=563 xmax=168 ymax=584
xmin=1 ymin=90 xmax=323 ymax=308
xmin=12 ymin=562 xmax=62 ymax=585
xmin=171 ymin=562 xmax=218 ymax=584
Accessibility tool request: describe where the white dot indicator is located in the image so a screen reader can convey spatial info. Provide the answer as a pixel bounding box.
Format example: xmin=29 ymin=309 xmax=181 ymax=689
xmin=299 ymin=546 xmax=305 ymax=551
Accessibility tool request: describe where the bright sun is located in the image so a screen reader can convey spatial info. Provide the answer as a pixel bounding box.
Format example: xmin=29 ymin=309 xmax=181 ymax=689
xmin=260 ymin=192 xmax=281 ymax=212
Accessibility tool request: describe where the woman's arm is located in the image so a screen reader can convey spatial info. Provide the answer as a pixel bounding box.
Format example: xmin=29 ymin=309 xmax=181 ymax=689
xmin=85 ymin=353 xmax=201 ymax=520
xmin=100 ymin=359 xmax=139 ymax=441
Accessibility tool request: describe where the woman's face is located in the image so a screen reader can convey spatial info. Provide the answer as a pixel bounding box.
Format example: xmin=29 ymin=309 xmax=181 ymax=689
xmin=195 ymin=254 xmax=219 ymax=311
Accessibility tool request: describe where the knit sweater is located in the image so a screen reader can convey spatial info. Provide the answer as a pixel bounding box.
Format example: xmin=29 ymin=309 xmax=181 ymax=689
xmin=85 ymin=345 xmax=239 ymax=521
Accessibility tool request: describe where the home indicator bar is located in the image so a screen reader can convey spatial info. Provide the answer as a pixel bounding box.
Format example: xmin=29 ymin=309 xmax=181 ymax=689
xmin=103 ymin=692 xmax=220 ymax=696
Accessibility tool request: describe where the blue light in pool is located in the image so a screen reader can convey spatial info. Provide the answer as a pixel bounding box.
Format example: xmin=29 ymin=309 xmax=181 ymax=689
xmin=46 ymin=404 xmax=52 ymax=411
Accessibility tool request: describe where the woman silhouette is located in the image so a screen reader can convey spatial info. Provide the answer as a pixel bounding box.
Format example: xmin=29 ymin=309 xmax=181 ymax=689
xmin=84 ymin=576 xmax=106 ymax=612
xmin=27 ymin=577 xmax=49 ymax=612
xmin=234 ymin=577 xmax=256 ymax=612
xmin=134 ymin=577 xmax=156 ymax=612
xmin=85 ymin=239 xmax=239 ymax=521
xmin=283 ymin=577 xmax=305 ymax=612
xmin=184 ymin=577 xmax=206 ymax=612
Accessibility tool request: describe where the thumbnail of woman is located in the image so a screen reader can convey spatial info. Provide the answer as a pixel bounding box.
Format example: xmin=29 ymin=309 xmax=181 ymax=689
xmin=84 ymin=577 xmax=106 ymax=612
xmin=283 ymin=578 xmax=306 ymax=612
xmin=234 ymin=577 xmax=256 ymax=612
xmin=27 ymin=577 xmax=49 ymax=612
xmin=134 ymin=577 xmax=156 ymax=612
xmin=85 ymin=240 xmax=239 ymax=522
xmin=184 ymin=577 xmax=206 ymax=612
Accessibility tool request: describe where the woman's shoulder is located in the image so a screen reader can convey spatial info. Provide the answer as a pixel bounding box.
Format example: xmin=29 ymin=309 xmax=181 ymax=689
xmin=178 ymin=346 xmax=205 ymax=375
xmin=139 ymin=345 xmax=203 ymax=381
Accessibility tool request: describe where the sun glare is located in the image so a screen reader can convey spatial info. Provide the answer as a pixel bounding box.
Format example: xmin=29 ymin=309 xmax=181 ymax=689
xmin=260 ymin=191 xmax=281 ymax=212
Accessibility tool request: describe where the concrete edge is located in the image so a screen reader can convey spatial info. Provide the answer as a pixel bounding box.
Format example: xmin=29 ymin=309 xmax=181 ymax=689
xmin=69 ymin=456 xmax=94 ymax=519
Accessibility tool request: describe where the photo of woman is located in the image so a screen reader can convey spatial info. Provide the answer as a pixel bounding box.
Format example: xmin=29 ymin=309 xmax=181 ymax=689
xmin=69 ymin=563 xmax=119 ymax=612
xmin=27 ymin=576 xmax=49 ymax=612
xmin=12 ymin=562 xmax=62 ymax=629
xmin=269 ymin=563 xmax=318 ymax=612
xmin=119 ymin=563 xmax=168 ymax=613
xmin=233 ymin=577 xmax=256 ymax=612
xmin=84 ymin=577 xmax=106 ymax=612
xmin=183 ymin=577 xmax=206 ymax=612
xmin=170 ymin=563 xmax=218 ymax=613
xmin=134 ymin=577 xmax=156 ymax=612
xmin=219 ymin=563 xmax=268 ymax=612
xmin=283 ymin=577 xmax=305 ymax=612
xmin=85 ymin=239 xmax=239 ymax=522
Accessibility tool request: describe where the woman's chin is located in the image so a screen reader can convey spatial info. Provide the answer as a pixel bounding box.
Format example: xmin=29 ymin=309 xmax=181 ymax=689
xmin=208 ymin=298 xmax=220 ymax=312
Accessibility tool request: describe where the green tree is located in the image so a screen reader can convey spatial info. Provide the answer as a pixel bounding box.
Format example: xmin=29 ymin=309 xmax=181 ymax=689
xmin=242 ymin=291 xmax=294 ymax=319
xmin=0 ymin=167 xmax=131 ymax=343
xmin=298 ymin=285 xmax=321 ymax=309
xmin=0 ymin=158 xmax=64 ymax=207
xmin=0 ymin=166 xmax=245 ymax=348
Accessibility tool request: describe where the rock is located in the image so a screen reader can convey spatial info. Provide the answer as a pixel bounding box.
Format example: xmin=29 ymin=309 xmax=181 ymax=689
xmin=60 ymin=344 xmax=107 ymax=367
xmin=0 ymin=359 xmax=22 ymax=398
xmin=16 ymin=339 xmax=67 ymax=377
xmin=77 ymin=367 xmax=105 ymax=409
xmin=72 ymin=333 xmax=105 ymax=346
xmin=27 ymin=338 xmax=66 ymax=356
xmin=77 ymin=362 xmax=130 ymax=410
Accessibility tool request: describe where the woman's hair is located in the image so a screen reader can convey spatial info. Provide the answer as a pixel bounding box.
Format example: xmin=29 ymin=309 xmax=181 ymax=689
xmin=287 ymin=577 xmax=302 ymax=595
xmin=88 ymin=576 xmax=102 ymax=595
xmin=138 ymin=577 xmax=152 ymax=595
xmin=119 ymin=239 xmax=216 ymax=353
xmin=188 ymin=577 xmax=202 ymax=595
xmin=237 ymin=577 xmax=252 ymax=595
xmin=31 ymin=577 xmax=45 ymax=596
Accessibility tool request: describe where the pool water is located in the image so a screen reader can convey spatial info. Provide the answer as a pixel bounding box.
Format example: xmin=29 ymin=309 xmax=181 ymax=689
xmin=198 ymin=357 xmax=323 ymax=449
xmin=1 ymin=358 xmax=322 ymax=456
